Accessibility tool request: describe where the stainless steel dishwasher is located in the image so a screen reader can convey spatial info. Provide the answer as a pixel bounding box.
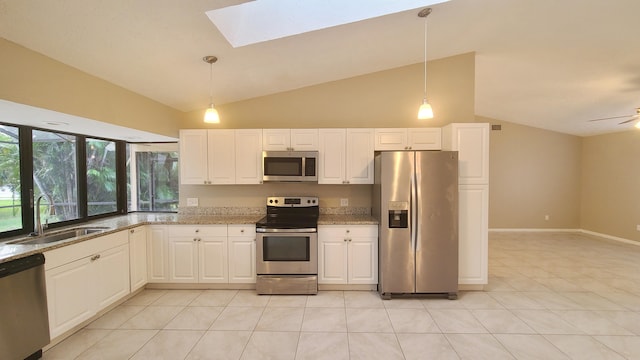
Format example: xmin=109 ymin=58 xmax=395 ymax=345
xmin=0 ymin=253 xmax=50 ymax=360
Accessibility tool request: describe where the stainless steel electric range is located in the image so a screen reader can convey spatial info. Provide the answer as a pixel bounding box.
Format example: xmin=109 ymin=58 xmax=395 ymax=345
xmin=255 ymin=196 xmax=319 ymax=295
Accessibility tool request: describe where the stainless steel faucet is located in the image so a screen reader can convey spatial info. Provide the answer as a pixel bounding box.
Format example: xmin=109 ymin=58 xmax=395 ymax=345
xmin=34 ymin=194 xmax=55 ymax=236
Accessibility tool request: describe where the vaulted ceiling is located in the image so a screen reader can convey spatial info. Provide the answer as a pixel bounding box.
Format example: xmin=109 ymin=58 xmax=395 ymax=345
xmin=1 ymin=0 xmax=639 ymax=136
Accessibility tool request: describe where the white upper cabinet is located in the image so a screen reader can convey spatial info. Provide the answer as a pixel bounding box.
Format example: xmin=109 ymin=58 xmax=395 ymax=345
xmin=441 ymin=123 xmax=490 ymax=184
xmin=179 ymin=129 xmax=209 ymax=184
xmin=179 ymin=129 xmax=262 ymax=185
xmin=208 ymin=129 xmax=236 ymax=184
xmin=318 ymin=128 xmax=374 ymax=184
xmin=235 ymin=129 xmax=263 ymax=184
xmin=345 ymin=129 xmax=375 ymax=184
xmin=262 ymin=129 xmax=318 ymax=151
xmin=318 ymin=129 xmax=346 ymax=184
xmin=374 ymin=128 xmax=441 ymax=151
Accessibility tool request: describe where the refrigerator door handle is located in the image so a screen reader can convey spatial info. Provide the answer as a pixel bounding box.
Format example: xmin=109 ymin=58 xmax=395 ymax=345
xmin=410 ymin=154 xmax=417 ymax=252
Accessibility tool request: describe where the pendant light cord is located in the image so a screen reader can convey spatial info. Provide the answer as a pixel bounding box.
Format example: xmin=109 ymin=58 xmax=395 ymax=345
xmin=209 ymin=62 xmax=213 ymax=106
xmin=423 ymin=13 xmax=427 ymax=99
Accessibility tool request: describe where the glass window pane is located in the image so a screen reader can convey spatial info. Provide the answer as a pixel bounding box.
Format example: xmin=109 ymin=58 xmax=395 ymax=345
xmin=87 ymin=138 xmax=117 ymax=216
xmin=33 ymin=130 xmax=78 ymax=223
xmin=0 ymin=125 xmax=22 ymax=233
xmin=135 ymin=151 xmax=179 ymax=212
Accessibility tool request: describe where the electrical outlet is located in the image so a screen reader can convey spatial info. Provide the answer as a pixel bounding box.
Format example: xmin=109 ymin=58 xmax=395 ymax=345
xmin=340 ymin=198 xmax=349 ymax=207
xmin=187 ymin=198 xmax=199 ymax=207
xmin=636 ymin=224 xmax=640 ymax=231
xmin=544 ymin=214 xmax=549 ymax=221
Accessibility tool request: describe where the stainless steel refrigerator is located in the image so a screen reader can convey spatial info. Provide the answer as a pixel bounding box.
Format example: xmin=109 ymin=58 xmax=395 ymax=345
xmin=373 ymin=151 xmax=458 ymax=299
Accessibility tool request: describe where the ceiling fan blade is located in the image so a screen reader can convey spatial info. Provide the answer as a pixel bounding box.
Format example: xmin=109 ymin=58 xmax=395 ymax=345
xmin=618 ymin=115 xmax=639 ymax=125
xmin=587 ymin=114 xmax=634 ymax=122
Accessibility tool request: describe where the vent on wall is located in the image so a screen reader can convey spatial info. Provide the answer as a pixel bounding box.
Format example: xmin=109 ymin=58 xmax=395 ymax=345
xmin=491 ymin=124 xmax=502 ymax=131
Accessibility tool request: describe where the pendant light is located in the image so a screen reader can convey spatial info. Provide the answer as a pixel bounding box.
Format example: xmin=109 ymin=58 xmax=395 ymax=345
xmin=203 ymin=56 xmax=220 ymax=124
xmin=417 ymin=8 xmax=434 ymax=120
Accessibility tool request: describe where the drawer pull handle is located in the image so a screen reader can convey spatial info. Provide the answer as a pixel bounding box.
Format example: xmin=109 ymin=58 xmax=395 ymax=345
xmin=90 ymin=254 xmax=101 ymax=261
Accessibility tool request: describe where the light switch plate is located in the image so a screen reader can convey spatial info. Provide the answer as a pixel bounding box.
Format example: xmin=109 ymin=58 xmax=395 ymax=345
xmin=187 ymin=198 xmax=199 ymax=207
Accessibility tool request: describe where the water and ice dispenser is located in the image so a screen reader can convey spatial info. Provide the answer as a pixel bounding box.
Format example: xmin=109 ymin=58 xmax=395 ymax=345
xmin=387 ymin=201 xmax=409 ymax=228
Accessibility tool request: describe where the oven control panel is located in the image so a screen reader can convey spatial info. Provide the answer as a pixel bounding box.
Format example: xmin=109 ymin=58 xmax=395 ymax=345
xmin=267 ymin=196 xmax=318 ymax=207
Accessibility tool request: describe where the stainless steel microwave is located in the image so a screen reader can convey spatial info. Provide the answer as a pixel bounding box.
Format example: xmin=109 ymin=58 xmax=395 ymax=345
xmin=262 ymin=151 xmax=318 ymax=182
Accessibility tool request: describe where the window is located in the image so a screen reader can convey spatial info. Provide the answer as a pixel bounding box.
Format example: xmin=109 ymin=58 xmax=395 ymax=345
xmin=0 ymin=121 xmax=178 ymax=239
xmin=32 ymin=130 xmax=78 ymax=223
xmin=87 ymin=138 xmax=117 ymax=216
xmin=0 ymin=125 xmax=21 ymax=233
xmin=127 ymin=143 xmax=179 ymax=212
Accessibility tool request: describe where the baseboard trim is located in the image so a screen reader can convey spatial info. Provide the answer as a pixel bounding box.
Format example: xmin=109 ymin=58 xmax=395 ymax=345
xmin=489 ymin=228 xmax=640 ymax=246
xmin=489 ymin=228 xmax=580 ymax=232
xmin=578 ymin=229 xmax=640 ymax=246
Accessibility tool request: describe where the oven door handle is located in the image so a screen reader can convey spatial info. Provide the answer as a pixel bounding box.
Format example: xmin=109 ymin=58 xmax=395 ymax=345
xmin=256 ymin=228 xmax=317 ymax=233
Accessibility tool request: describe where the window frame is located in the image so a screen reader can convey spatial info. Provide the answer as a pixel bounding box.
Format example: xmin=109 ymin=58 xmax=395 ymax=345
xmin=0 ymin=122 xmax=128 ymax=238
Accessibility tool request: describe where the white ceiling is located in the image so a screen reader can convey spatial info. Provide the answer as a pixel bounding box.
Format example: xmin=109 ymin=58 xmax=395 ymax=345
xmin=1 ymin=0 xmax=640 ymax=137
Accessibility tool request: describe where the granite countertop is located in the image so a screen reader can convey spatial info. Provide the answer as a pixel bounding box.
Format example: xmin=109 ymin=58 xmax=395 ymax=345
xmin=318 ymin=214 xmax=378 ymax=225
xmin=0 ymin=212 xmax=377 ymax=263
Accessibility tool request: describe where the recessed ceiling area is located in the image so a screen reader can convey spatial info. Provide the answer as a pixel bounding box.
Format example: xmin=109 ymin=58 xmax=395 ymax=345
xmin=207 ymin=0 xmax=449 ymax=47
xmin=1 ymin=0 xmax=640 ymax=136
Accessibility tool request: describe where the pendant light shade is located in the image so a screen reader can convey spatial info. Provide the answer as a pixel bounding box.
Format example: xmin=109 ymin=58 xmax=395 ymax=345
xmin=417 ymin=8 xmax=434 ymax=120
xmin=203 ymin=56 xmax=220 ymax=124
xmin=418 ymin=99 xmax=433 ymax=119
xmin=204 ymin=105 xmax=220 ymax=123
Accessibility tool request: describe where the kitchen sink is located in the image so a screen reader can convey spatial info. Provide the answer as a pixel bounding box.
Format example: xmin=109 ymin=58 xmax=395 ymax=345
xmin=9 ymin=227 xmax=111 ymax=245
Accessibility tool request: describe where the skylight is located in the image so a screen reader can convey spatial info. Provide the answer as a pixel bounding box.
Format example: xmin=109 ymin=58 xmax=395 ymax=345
xmin=206 ymin=0 xmax=449 ymax=48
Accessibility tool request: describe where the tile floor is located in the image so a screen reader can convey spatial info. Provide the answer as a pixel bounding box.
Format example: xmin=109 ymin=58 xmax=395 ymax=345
xmin=43 ymin=231 xmax=640 ymax=359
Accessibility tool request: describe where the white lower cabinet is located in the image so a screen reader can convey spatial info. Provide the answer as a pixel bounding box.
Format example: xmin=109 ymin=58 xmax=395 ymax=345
xmin=44 ymin=231 xmax=130 ymax=339
xmin=159 ymin=224 xmax=256 ymax=284
xmin=168 ymin=225 xmax=228 ymax=283
xmin=147 ymin=225 xmax=169 ymax=282
xmin=458 ymin=184 xmax=489 ymax=285
xmin=129 ymin=226 xmax=147 ymax=291
xmin=318 ymin=225 xmax=378 ymax=285
xmin=228 ymin=225 xmax=256 ymax=283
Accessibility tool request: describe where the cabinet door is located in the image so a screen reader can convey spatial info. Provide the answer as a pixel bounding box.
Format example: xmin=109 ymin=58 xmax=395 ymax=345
xmin=179 ymin=130 xmax=209 ymax=184
xmin=458 ymin=185 xmax=489 ymax=285
xmin=46 ymin=257 xmax=95 ymax=339
xmin=346 ymin=128 xmax=374 ymax=184
xmin=442 ymin=124 xmax=489 ymax=184
xmin=290 ymin=129 xmax=318 ymax=150
xmin=262 ymin=129 xmax=290 ymax=151
xmin=228 ymin=239 xmax=256 ymax=283
xmin=199 ymin=235 xmax=228 ymax=283
xmin=408 ymin=128 xmax=442 ymax=150
xmin=169 ymin=237 xmax=199 ymax=282
xmin=208 ymin=129 xmax=236 ymax=184
xmin=147 ymin=226 xmax=168 ymax=282
xmin=318 ymin=227 xmax=348 ymax=284
xmin=347 ymin=231 xmax=378 ymax=285
xmin=374 ymin=128 xmax=407 ymax=150
xmin=235 ymin=129 xmax=263 ymax=184
xmin=318 ymin=129 xmax=346 ymax=184
xmin=95 ymin=245 xmax=131 ymax=310
xmin=129 ymin=226 xmax=147 ymax=291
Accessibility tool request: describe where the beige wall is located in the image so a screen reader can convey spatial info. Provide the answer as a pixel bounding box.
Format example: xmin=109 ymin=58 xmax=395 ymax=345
xmin=0 ymin=38 xmax=181 ymax=138
xmin=581 ymin=131 xmax=640 ymax=241
xmin=181 ymin=52 xmax=476 ymax=129
xmin=179 ymin=53 xmax=475 ymax=209
xmin=484 ymin=116 xmax=582 ymax=229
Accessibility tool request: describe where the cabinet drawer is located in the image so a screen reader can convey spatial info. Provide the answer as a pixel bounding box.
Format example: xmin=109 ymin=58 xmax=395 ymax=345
xmin=318 ymin=225 xmax=377 ymax=239
xmin=228 ymin=224 xmax=256 ymax=237
xmin=168 ymin=225 xmax=227 ymax=237
xmin=45 ymin=230 xmax=128 ymax=270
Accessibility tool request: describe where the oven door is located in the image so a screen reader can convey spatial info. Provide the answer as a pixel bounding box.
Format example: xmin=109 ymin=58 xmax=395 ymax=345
xmin=256 ymin=230 xmax=318 ymax=275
